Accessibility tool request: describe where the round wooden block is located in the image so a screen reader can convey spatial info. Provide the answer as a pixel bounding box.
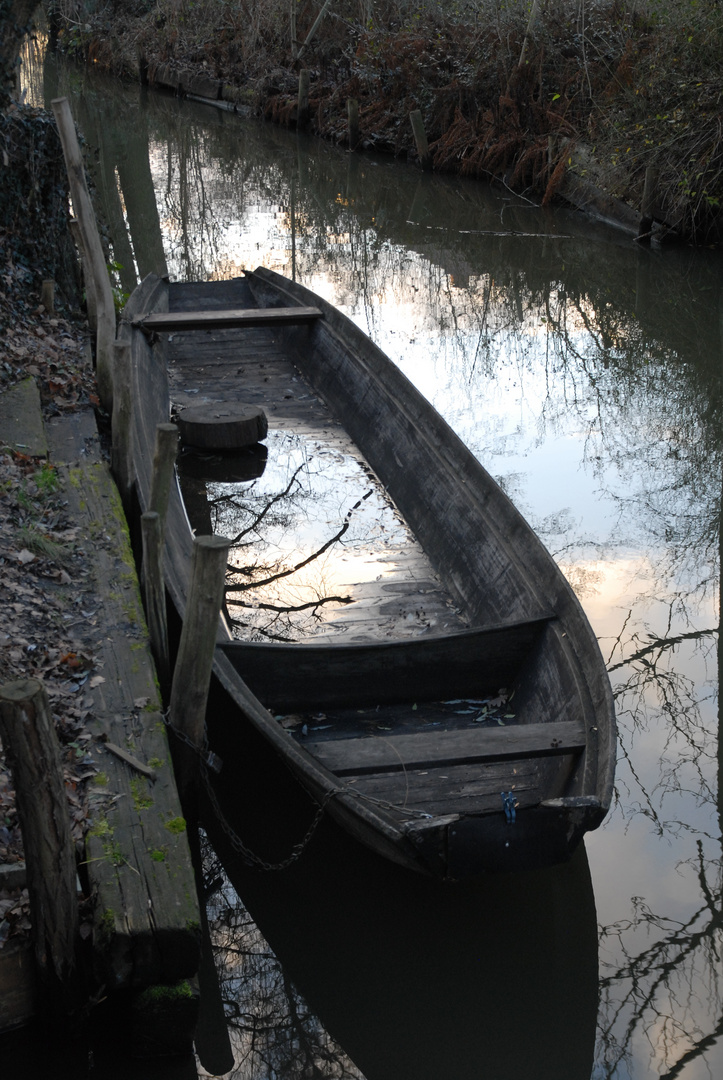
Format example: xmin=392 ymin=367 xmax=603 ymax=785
xmin=175 ymin=403 xmax=268 ymax=450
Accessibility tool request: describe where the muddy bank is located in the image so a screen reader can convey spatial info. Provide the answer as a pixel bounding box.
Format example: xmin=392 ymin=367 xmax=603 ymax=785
xmin=48 ymin=0 xmax=723 ymax=245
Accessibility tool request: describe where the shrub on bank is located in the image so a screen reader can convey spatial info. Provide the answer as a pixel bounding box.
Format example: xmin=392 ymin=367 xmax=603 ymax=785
xmin=49 ymin=0 xmax=723 ymax=243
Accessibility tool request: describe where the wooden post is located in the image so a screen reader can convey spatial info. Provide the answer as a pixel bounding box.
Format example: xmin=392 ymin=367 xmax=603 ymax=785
xmin=409 ymin=110 xmax=431 ymax=171
xmin=168 ymin=535 xmax=231 ymax=808
xmin=110 ymin=340 xmax=133 ymax=504
xmin=51 ymin=96 xmax=116 ymax=413
xmin=141 ymin=511 xmax=171 ymax=696
xmin=40 ymin=279 xmax=55 ymax=314
xmin=0 ymin=680 xmax=80 ymax=1013
xmin=347 ymin=98 xmax=360 ymax=152
xmin=297 ymin=0 xmax=332 ymax=62
xmin=297 ymin=69 xmax=310 ymax=128
xmin=290 ymin=0 xmax=298 ymax=62
xmin=638 ymin=165 xmax=660 ymax=241
xmin=149 ymin=422 xmax=180 ymax=539
xmin=69 ymin=218 xmax=97 ymax=333
xmin=518 ymin=0 xmax=541 ymax=68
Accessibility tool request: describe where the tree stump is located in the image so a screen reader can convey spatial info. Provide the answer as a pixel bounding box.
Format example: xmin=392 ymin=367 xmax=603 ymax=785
xmin=175 ymin=403 xmax=267 ymax=450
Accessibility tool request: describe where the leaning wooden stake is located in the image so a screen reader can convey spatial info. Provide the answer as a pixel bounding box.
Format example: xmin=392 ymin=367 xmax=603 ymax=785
xmin=297 ymin=0 xmax=332 ymax=62
xmin=638 ymin=165 xmax=660 ymax=241
xmin=0 ymin=680 xmax=80 ymax=1013
xmin=141 ymin=511 xmax=171 ymax=696
xmin=111 ymin=340 xmax=133 ymax=504
xmin=69 ymin=218 xmax=97 ymax=333
xmin=409 ymin=110 xmax=431 ymax=171
xmin=168 ymin=535 xmax=231 ymax=808
xmin=347 ymin=98 xmax=360 ymax=152
xmin=297 ymin=68 xmax=310 ymax=128
xmin=149 ymin=422 xmax=180 ymax=539
xmin=51 ymin=96 xmax=116 ymax=413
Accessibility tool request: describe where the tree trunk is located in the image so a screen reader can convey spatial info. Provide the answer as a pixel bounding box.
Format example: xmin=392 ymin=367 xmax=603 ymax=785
xmin=0 ymin=0 xmax=39 ymax=109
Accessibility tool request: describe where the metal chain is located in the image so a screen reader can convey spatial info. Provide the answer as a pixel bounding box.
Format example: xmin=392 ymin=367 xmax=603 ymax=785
xmin=162 ymin=709 xmax=340 ymax=871
xmin=161 ymin=711 xmax=436 ymax=871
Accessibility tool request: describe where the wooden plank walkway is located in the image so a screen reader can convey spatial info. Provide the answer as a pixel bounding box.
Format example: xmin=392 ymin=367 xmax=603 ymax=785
xmin=45 ymin=413 xmax=201 ymax=1004
xmin=0 ymin=396 xmax=200 ymax=1048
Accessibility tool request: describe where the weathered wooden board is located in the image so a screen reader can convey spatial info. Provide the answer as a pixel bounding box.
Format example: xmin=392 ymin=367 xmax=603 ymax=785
xmin=351 ymin=758 xmax=544 ymax=816
xmin=47 ymin=417 xmax=200 ymax=994
xmin=221 ymin=618 xmax=549 ymax=710
xmin=0 ymin=940 xmax=36 ymax=1032
xmin=304 ymin=720 xmax=585 ymax=776
xmin=0 ymin=377 xmax=48 ymax=458
xmin=136 ymin=305 xmax=322 ymax=332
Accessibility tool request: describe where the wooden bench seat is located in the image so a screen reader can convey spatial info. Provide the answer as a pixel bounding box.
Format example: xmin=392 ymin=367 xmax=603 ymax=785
xmin=133 ymin=306 xmax=323 ymax=333
xmin=304 ymin=720 xmax=586 ymax=777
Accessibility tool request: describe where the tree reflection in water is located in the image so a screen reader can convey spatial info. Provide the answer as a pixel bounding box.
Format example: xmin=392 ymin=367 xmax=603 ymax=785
xmin=200 ymin=843 xmax=363 ymax=1080
xmin=29 ymin=54 xmax=723 ymax=1078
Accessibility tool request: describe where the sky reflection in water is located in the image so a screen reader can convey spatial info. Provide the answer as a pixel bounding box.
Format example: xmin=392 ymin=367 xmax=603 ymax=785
xmin=27 ymin=47 xmax=723 ymax=1078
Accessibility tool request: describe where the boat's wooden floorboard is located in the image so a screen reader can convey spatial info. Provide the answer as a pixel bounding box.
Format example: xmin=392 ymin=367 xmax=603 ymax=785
xmin=166 ymin=280 xmax=467 ymax=642
xmin=346 ymin=759 xmax=546 ymax=819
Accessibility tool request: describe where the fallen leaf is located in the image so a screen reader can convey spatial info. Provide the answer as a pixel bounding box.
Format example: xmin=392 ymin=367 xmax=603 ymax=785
xmin=89 ymin=675 xmax=105 ymax=688
xmin=16 ymin=549 xmax=35 ymax=564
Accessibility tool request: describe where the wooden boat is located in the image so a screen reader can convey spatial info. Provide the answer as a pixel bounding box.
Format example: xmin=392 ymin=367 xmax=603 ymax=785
xmin=123 ymin=267 xmax=616 ymax=880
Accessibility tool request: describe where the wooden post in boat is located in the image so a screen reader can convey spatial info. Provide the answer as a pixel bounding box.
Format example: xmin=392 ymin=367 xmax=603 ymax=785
xmin=51 ymin=97 xmax=116 ymax=414
xmin=141 ymin=511 xmax=171 ymax=696
xmin=347 ymin=98 xmax=360 ymax=151
xmin=111 ymin=340 xmax=134 ymax=504
xmin=409 ymin=110 xmax=432 ymax=172
xmin=0 ymin=680 xmax=80 ymax=1014
xmin=297 ymin=69 xmax=310 ymax=128
xmin=149 ymin=422 xmax=180 ymax=539
xmin=168 ymin=535 xmax=231 ymax=809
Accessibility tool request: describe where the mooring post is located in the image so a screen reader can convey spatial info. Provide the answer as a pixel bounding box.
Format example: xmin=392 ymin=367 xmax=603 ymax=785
xmin=69 ymin=218 xmax=97 ymax=334
xmin=111 ymin=339 xmax=134 ymax=505
xmin=297 ymin=68 xmax=310 ymax=129
xmin=638 ymin=165 xmax=660 ymax=241
xmin=41 ymin=279 xmax=55 ymax=315
xmin=409 ymin=110 xmax=432 ymax=171
xmin=149 ymin=422 xmax=180 ymax=540
xmin=141 ymin=511 xmax=171 ymax=696
xmin=347 ymin=97 xmax=360 ymax=152
xmin=168 ymin=535 xmax=231 ymax=810
xmin=0 ymin=679 xmax=80 ymax=1015
xmin=51 ymin=96 xmax=116 ymax=413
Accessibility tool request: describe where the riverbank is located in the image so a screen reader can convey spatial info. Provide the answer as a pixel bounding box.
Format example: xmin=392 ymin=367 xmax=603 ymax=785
xmin=0 ymin=233 xmax=200 ymax=1050
xmin=51 ymin=0 xmax=723 ymax=245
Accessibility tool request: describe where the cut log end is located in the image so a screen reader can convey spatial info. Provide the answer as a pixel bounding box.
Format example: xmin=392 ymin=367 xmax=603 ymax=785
xmin=175 ymin=403 xmax=268 ymax=450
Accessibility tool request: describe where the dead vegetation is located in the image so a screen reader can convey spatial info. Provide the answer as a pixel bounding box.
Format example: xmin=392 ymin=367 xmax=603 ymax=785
xmin=44 ymin=0 xmax=723 ymax=243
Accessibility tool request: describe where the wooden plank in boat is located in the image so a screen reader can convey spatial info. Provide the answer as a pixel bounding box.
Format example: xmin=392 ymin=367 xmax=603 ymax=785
xmin=350 ymin=758 xmax=542 ymax=810
xmin=135 ymin=306 xmax=322 ymax=333
xmin=304 ymin=720 xmax=586 ymax=776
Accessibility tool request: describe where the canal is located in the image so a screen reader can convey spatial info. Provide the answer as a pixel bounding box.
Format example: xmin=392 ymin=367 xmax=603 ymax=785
xmin=20 ymin=38 xmax=723 ymax=1080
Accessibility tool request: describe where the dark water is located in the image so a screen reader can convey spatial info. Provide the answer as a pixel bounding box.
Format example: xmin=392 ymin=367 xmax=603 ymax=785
xmin=17 ymin=32 xmax=723 ymax=1080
